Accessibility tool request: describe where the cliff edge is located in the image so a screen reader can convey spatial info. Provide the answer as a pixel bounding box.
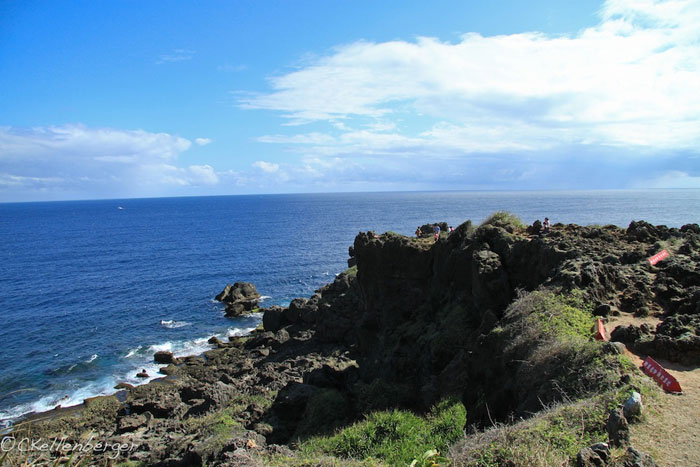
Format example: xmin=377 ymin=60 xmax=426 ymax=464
xmin=5 ymin=215 xmax=700 ymax=466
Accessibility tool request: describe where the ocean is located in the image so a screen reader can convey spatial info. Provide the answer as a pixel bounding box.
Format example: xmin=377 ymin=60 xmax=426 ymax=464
xmin=1 ymin=190 xmax=698 ymax=426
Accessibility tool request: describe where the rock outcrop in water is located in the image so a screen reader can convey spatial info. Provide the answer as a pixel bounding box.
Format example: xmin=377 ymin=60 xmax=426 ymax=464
xmin=216 ymin=282 xmax=261 ymax=317
xmin=10 ymin=217 xmax=700 ymax=465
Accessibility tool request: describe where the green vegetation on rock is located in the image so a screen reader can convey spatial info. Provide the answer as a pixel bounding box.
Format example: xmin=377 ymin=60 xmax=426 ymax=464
xmin=479 ymin=211 xmax=526 ymax=232
xmin=454 ymin=379 xmax=659 ymax=466
xmin=15 ymin=217 xmax=700 ymax=465
xmin=509 ymin=289 xmax=593 ymax=340
xmin=343 ymin=265 xmax=358 ymax=277
xmin=296 ymin=398 xmax=466 ymax=466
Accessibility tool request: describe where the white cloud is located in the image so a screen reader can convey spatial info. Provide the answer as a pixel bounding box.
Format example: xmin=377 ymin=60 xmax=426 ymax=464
xmin=242 ymin=0 xmax=700 ymax=158
xmin=0 ymin=125 xmax=192 ymax=162
xmin=156 ymin=49 xmax=195 ymax=64
xmin=0 ymin=173 xmax=64 ymax=187
xmin=0 ymin=125 xmax=222 ymax=200
xmin=638 ymin=170 xmax=700 ymax=188
xmin=194 ymin=137 xmax=212 ymax=146
xmin=187 ymin=164 xmax=219 ymax=185
xmin=252 ymin=160 xmax=280 ymax=173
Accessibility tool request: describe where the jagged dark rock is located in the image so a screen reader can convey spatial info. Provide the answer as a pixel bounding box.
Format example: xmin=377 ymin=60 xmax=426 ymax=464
xmin=154 ymin=351 xmax=179 ymax=364
xmin=528 ymin=219 xmax=543 ymax=235
xmin=14 ymin=219 xmax=700 ymax=465
xmin=617 ymin=446 xmax=656 ymax=467
xmin=216 ymin=282 xmax=262 ymax=317
xmin=114 ymin=382 xmax=134 ymax=390
xmin=576 ymin=442 xmax=610 ymax=467
xmin=117 ymin=412 xmax=150 ymax=433
xmin=607 ymin=408 xmax=630 ymax=447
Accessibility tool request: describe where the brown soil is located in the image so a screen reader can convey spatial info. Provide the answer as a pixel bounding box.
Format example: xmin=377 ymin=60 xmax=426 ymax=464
xmin=607 ymin=312 xmax=662 ymax=332
xmin=628 ymin=355 xmax=700 ymax=466
xmin=607 ymin=313 xmax=700 ymax=466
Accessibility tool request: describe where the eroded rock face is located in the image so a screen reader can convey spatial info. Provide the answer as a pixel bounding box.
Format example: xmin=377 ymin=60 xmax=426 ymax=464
xmin=607 ymin=408 xmax=630 ymax=448
xmin=575 ymin=442 xmax=610 ymax=467
xmin=216 ymin=282 xmax=262 ymax=317
xmin=154 ymin=351 xmax=179 ymax=364
xmin=618 ymin=446 xmax=656 ymax=467
xmin=20 ymin=219 xmax=700 ymax=465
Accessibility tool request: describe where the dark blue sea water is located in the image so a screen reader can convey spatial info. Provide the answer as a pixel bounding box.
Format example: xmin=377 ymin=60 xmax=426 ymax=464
xmin=1 ymin=190 xmax=698 ymax=425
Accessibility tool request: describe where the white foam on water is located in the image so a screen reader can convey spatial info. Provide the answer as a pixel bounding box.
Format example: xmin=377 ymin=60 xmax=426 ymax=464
xmin=229 ymin=326 xmax=258 ymax=337
xmin=149 ymin=342 xmax=173 ymax=353
xmin=1 ymin=324 xmax=263 ymax=426
xmin=124 ymin=346 xmax=143 ymax=358
xmin=160 ymin=319 xmax=191 ymax=329
xmin=0 ymin=374 xmax=121 ymax=424
xmin=171 ymin=337 xmax=213 ymax=358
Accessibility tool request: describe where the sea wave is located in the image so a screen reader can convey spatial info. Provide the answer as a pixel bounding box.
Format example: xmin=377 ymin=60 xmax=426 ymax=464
xmin=228 ymin=325 xmax=258 ymax=338
xmin=160 ymin=319 xmax=191 ymax=329
xmin=1 ymin=322 xmax=262 ymax=427
xmin=49 ymin=354 xmax=100 ymax=376
xmin=124 ymin=346 xmax=142 ymax=358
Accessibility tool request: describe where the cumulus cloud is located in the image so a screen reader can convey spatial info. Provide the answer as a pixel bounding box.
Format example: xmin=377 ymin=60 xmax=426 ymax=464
xmin=242 ymin=0 xmax=700 ymax=177
xmin=187 ymin=164 xmax=219 ymax=185
xmin=194 ymin=137 xmax=212 ymax=146
xmin=0 ymin=125 xmax=223 ymax=200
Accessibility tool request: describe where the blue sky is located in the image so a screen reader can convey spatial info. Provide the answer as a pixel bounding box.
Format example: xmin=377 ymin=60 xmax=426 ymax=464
xmin=1 ymin=0 xmax=699 ymax=201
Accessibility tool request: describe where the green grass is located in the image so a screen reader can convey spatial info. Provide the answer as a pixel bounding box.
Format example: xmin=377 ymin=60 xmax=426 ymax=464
xmin=499 ymin=289 xmax=632 ymax=406
xmin=184 ymin=406 xmax=240 ymax=435
xmin=343 ymin=265 xmax=358 ymax=277
xmin=297 ymin=398 xmax=466 ymax=466
xmin=505 ymin=289 xmax=594 ymax=344
xmin=478 ymin=211 xmax=526 ymax=232
xmin=450 ymin=287 xmax=661 ymax=466
xmin=526 ymin=291 xmax=592 ymax=340
xmin=451 ymin=377 xmax=659 ymax=466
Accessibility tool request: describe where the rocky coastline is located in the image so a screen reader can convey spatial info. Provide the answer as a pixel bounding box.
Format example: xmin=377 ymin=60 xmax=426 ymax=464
xmin=4 ymin=215 xmax=700 ymax=466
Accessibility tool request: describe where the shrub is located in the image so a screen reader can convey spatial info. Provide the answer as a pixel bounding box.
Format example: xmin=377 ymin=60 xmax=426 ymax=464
xmin=299 ymin=398 xmax=466 ymax=466
xmin=493 ymin=289 xmax=629 ymax=416
xmin=504 ymin=289 xmax=593 ymax=345
xmin=343 ymin=265 xmax=358 ymax=277
xmin=479 ymin=211 xmax=525 ymax=232
xmin=450 ymin=377 xmax=658 ymax=467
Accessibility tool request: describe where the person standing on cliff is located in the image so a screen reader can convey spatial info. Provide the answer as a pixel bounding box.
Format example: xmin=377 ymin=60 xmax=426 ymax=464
xmin=416 ymin=226 xmax=422 ymax=238
xmin=543 ymin=217 xmax=551 ymax=234
xmin=433 ymin=225 xmax=440 ymax=241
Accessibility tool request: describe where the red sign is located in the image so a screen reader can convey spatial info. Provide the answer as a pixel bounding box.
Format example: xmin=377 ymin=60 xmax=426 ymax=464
xmin=642 ymin=356 xmax=682 ymax=393
xmin=648 ymin=249 xmax=669 ymax=266
xmin=594 ymin=318 xmax=608 ymax=341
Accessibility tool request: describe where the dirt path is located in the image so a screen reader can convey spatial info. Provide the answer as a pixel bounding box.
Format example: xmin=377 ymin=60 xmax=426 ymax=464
xmin=605 ymin=314 xmax=700 ymax=466
xmin=627 ymin=355 xmax=700 ymax=466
